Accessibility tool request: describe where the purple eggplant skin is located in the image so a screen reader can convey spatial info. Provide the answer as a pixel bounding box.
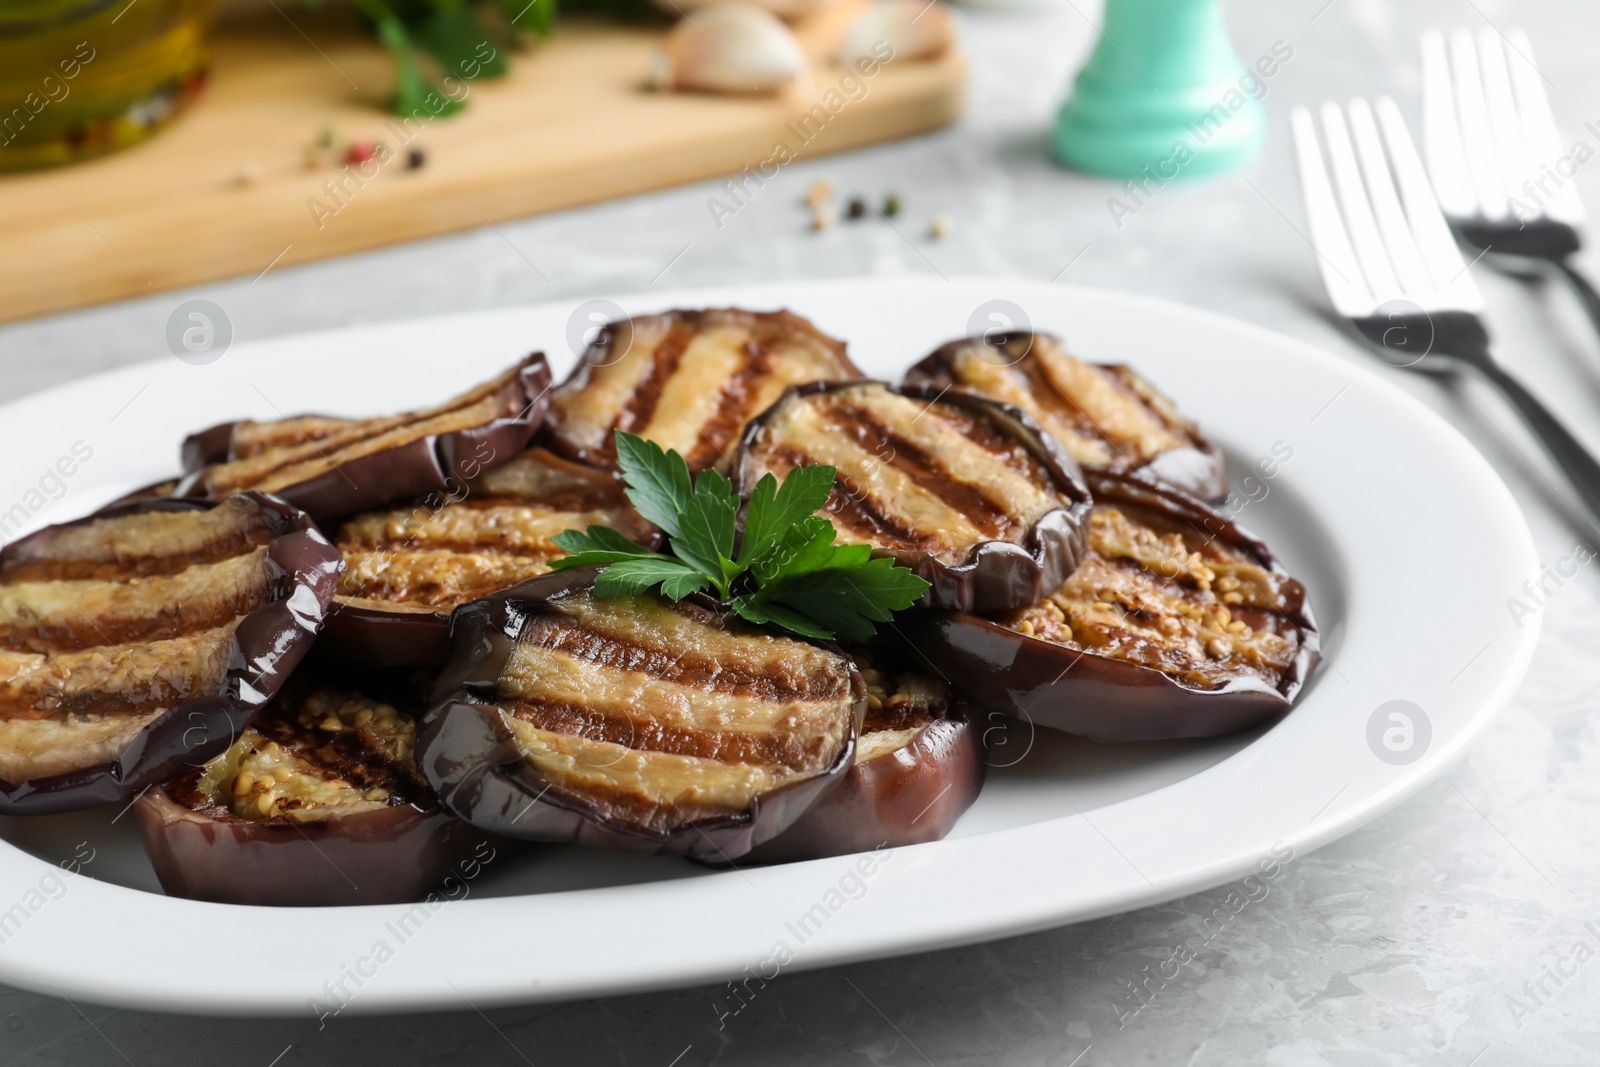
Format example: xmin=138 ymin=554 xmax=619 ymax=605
xmin=743 ymin=703 xmax=985 ymax=865
xmin=733 ymin=379 xmax=1093 ymax=616
xmin=174 ymin=353 xmax=553 ymax=523
xmin=318 ymin=606 xmax=455 ymax=670
xmin=904 ymin=333 xmax=1228 ymax=502
xmin=0 ymin=494 xmax=342 ymax=815
xmin=417 ymin=568 xmax=863 ymax=863
xmin=895 ymin=471 xmax=1321 ymax=743
xmin=179 ymin=420 xmax=242 ymax=473
xmin=134 ymin=786 xmax=501 ymax=907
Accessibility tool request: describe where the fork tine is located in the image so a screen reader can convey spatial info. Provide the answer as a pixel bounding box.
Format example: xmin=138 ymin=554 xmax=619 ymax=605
xmin=1476 ymin=28 xmax=1534 ymax=220
xmin=1422 ymin=29 xmax=1478 ymax=219
xmin=1290 ymin=106 xmax=1376 ymax=317
xmin=1321 ymin=101 xmax=1403 ymax=304
xmin=1503 ymin=27 xmax=1586 ymax=225
xmin=1375 ymin=96 xmax=1485 ymax=311
xmin=1347 ymin=98 xmax=1436 ymax=303
xmin=1450 ymin=28 xmax=1510 ymax=220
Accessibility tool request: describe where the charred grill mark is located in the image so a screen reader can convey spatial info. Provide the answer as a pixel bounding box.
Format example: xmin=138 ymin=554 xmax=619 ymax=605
xmin=192 ymin=362 xmax=531 ymax=497
xmin=332 ymin=460 xmax=648 ymax=610
xmin=336 ymin=549 xmax=553 ymax=608
xmin=506 ymin=698 xmax=817 ymax=767
xmin=164 ymin=692 xmax=426 ymax=818
xmin=815 ymin=398 xmax=1017 ymax=540
xmin=259 ymin=715 xmax=423 ymax=803
xmin=685 ymin=333 xmax=772 ymax=472
xmin=0 ymin=517 xmax=277 ymax=584
xmin=0 ymin=624 xmax=236 ymax=720
xmin=758 ymin=443 xmax=946 ymax=554
xmin=515 ymin=618 xmax=853 ymax=704
xmin=230 ymin=416 xmax=354 ymax=460
xmin=0 ymin=550 xmax=272 ymax=653
xmin=1008 ymin=503 xmax=1304 ymax=690
xmin=613 ymin=321 xmax=694 ymax=445
xmin=0 ymin=532 xmax=268 ymax=583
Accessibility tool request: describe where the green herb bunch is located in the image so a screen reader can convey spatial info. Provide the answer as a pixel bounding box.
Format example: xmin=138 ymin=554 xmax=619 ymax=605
xmin=308 ymin=0 xmax=658 ymax=119
xmin=551 ymin=431 xmax=930 ymax=641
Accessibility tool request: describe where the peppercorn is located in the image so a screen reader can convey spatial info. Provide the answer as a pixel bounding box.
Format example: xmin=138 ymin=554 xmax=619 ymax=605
xmin=406 ymin=147 xmax=426 ymax=170
xmin=344 ymin=139 xmax=378 ymax=165
xmin=883 ymin=192 xmax=902 ymax=218
xmin=846 ymin=197 xmax=867 ymax=220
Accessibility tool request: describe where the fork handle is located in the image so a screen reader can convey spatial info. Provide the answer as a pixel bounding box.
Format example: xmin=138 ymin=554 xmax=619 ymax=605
xmin=1476 ymin=358 xmax=1600 ymax=523
xmin=1556 ymin=260 xmax=1600 ymax=348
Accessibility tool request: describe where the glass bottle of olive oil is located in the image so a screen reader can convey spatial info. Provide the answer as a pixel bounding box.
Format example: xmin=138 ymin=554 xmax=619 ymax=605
xmin=0 ymin=0 xmax=213 ymax=170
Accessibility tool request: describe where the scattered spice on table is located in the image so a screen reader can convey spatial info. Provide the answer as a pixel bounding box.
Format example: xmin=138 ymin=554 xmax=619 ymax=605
xmin=883 ymin=192 xmax=902 ymax=218
xmin=805 ymin=178 xmax=833 ymax=206
xmin=345 ymin=139 xmax=379 ymax=166
xmin=929 ymin=213 xmax=952 ymax=239
xmin=846 ymin=197 xmax=867 ymax=220
xmin=406 ymin=147 xmax=427 ymax=170
xmin=811 ymin=205 xmax=837 ymax=231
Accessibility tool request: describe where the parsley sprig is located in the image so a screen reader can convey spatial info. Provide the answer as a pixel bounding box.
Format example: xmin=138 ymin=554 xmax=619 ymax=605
xmin=550 ymin=431 xmax=930 ymax=641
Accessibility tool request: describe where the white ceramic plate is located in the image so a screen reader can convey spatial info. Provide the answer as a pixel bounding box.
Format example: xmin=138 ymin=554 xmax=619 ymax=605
xmin=0 ymin=277 xmax=1538 ymax=1016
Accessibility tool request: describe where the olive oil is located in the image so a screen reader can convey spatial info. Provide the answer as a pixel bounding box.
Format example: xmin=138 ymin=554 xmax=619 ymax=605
xmin=0 ymin=0 xmax=213 ymax=170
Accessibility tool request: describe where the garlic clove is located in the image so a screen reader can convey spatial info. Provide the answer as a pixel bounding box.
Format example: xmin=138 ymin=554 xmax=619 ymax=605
xmin=650 ymin=4 xmax=809 ymax=95
xmin=838 ymin=0 xmax=955 ymax=68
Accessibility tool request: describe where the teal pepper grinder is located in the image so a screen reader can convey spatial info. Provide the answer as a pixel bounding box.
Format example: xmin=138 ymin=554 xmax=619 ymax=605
xmin=1052 ymin=0 xmax=1269 ymax=179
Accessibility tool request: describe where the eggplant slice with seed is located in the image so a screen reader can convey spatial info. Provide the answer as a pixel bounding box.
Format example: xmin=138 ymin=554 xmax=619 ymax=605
xmin=175 ymin=353 xmax=553 ymax=522
xmin=0 ymin=494 xmax=341 ymax=814
xmin=137 ymin=678 xmax=500 ymax=906
xmin=735 ymin=380 xmax=1092 ymax=615
xmin=904 ymin=333 xmax=1226 ymax=501
xmin=418 ymin=568 xmax=864 ymax=861
xmin=896 ymin=470 xmax=1319 ymax=742
xmin=744 ymin=643 xmax=985 ymax=864
xmin=322 ymin=448 xmax=657 ymax=668
xmin=545 ymin=309 xmax=864 ymax=474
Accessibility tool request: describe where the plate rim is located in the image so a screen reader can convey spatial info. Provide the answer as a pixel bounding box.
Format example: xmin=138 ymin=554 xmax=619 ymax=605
xmin=0 ymin=276 xmax=1541 ymax=1016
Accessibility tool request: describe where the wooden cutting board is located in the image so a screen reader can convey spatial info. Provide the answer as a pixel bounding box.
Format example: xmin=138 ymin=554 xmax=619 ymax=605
xmin=0 ymin=2 xmax=964 ymax=324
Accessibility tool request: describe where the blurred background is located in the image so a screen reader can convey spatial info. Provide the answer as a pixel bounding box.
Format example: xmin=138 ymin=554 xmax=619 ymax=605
xmin=4 ymin=1 xmax=1600 ymax=1065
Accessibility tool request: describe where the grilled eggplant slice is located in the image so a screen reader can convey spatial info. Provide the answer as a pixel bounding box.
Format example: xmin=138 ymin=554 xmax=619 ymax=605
xmin=905 ymin=333 xmax=1226 ymax=500
xmin=735 ymin=380 xmax=1092 ymax=614
xmin=897 ymin=471 xmax=1319 ymax=742
xmin=418 ymin=569 xmax=864 ymax=861
xmin=745 ymin=645 xmax=984 ymax=863
xmin=545 ymin=309 xmax=863 ymax=474
xmin=323 ymin=448 xmax=656 ymax=667
xmin=0 ymin=494 xmax=341 ymax=814
xmin=175 ymin=354 xmax=552 ymax=521
xmin=136 ymin=681 xmax=498 ymax=906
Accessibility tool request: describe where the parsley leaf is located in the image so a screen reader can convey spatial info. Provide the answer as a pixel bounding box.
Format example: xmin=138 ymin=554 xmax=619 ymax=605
xmin=554 ymin=430 xmax=929 ymax=641
xmin=613 ymin=432 xmax=692 ymax=540
xmin=738 ymin=465 xmax=837 ymax=567
xmin=674 ymin=467 xmax=740 ymax=595
xmin=551 ymin=524 xmax=658 ymax=560
xmin=593 ymin=558 xmax=709 ymax=600
xmin=737 ymin=543 xmax=928 ymax=642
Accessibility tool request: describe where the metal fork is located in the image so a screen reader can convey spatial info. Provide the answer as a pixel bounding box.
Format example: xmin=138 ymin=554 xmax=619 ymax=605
xmin=1421 ymin=28 xmax=1600 ymax=342
xmin=1291 ymin=97 xmax=1600 ymax=522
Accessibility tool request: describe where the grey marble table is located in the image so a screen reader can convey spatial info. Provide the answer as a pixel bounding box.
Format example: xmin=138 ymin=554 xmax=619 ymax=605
xmin=3 ymin=0 xmax=1600 ymax=1063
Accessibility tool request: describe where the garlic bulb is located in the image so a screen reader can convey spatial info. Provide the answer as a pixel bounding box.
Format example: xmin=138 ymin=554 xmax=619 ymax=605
xmin=838 ymin=0 xmax=954 ymax=67
xmin=650 ymin=4 xmax=809 ymax=94
xmin=652 ymin=0 xmax=842 ymax=20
